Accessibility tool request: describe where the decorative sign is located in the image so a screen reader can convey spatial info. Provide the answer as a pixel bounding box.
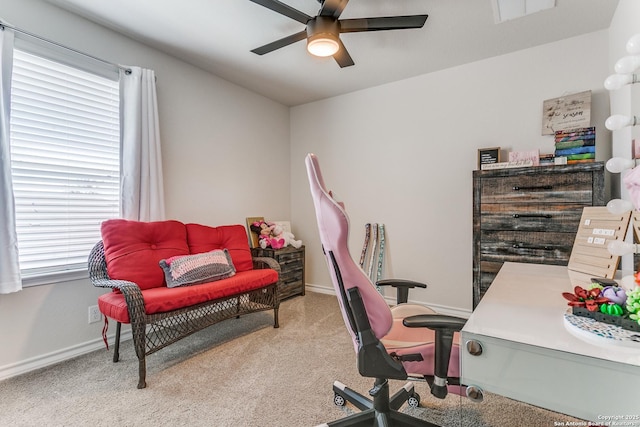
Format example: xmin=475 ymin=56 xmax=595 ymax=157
xmin=542 ymin=90 xmax=591 ymax=135
xmin=480 ymin=160 xmax=533 ymax=170
xmin=567 ymin=207 xmax=631 ymax=286
xmin=477 ymin=147 xmax=500 ymax=169
xmin=508 ymin=149 xmax=540 ymax=166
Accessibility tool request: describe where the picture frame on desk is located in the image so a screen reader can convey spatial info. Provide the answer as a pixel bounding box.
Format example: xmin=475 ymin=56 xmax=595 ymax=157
xmin=477 ymin=147 xmax=501 ymax=169
xmin=245 ymin=216 xmax=264 ymax=248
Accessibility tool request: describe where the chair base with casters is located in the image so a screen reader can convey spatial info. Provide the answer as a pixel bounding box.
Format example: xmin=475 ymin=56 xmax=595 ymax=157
xmin=320 ymin=379 xmax=439 ymax=427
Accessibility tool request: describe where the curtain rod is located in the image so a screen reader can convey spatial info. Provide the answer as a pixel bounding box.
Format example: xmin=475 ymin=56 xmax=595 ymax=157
xmin=0 ymin=22 xmax=131 ymax=74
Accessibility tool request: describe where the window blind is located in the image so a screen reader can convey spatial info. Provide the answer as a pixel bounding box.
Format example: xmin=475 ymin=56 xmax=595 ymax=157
xmin=9 ymin=48 xmax=120 ymax=277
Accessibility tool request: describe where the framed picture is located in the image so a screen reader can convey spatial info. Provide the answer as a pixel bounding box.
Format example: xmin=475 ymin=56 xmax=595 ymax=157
xmin=542 ymin=90 xmax=591 ymax=135
xmin=245 ymin=216 xmax=264 ymax=248
xmin=633 ymin=139 xmax=640 ymax=160
xmin=272 ymin=220 xmax=291 ymax=233
xmin=478 ymin=147 xmax=501 ymax=169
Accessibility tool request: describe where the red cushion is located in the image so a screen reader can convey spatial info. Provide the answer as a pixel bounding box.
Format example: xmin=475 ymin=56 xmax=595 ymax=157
xmin=185 ymin=224 xmax=253 ymax=272
xmin=101 ymin=219 xmax=189 ymax=290
xmin=98 ymin=269 xmax=278 ymax=323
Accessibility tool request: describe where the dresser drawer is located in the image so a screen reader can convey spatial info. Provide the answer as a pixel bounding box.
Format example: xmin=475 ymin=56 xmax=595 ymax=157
xmin=480 ymin=203 xmax=585 ymax=232
xmin=279 ymin=266 xmax=303 ymax=285
xmin=480 ymin=172 xmax=594 ymax=204
xmin=479 ymin=230 xmax=574 ymax=264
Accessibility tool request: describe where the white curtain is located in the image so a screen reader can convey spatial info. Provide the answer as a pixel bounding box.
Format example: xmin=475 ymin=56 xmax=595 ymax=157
xmin=0 ymin=25 xmax=21 ymax=294
xmin=120 ymin=66 xmax=165 ymax=221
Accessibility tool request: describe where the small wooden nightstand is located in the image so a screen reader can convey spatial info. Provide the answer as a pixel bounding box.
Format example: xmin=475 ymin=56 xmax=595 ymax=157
xmin=251 ymin=245 xmax=305 ymax=299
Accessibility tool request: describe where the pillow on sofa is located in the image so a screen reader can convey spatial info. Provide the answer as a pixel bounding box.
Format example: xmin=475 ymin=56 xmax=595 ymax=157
xmin=159 ymin=249 xmax=236 ymax=288
xmin=185 ymin=223 xmax=254 ymax=272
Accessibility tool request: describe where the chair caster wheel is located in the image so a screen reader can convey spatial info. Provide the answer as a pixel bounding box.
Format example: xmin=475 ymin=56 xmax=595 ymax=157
xmin=333 ymin=393 xmax=346 ymax=407
xmin=407 ymin=392 xmax=421 ymax=408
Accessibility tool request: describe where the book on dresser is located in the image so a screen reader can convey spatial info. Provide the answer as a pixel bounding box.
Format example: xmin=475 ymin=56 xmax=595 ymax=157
xmin=472 ymin=162 xmax=605 ymax=309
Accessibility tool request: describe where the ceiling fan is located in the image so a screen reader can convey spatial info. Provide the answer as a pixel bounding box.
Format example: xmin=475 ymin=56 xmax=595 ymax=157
xmin=249 ymin=0 xmax=428 ymax=68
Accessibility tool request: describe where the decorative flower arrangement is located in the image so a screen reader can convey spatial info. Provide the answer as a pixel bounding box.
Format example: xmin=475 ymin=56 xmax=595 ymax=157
xmin=562 ymin=286 xmax=609 ymax=312
xmin=562 ymin=279 xmax=640 ymax=332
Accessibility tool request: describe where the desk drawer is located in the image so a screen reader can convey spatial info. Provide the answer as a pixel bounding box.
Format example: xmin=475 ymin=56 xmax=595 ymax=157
xmin=461 ymin=332 xmax=640 ymax=423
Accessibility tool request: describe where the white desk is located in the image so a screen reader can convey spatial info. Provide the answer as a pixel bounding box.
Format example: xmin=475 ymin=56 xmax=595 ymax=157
xmin=461 ymin=262 xmax=640 ymax=424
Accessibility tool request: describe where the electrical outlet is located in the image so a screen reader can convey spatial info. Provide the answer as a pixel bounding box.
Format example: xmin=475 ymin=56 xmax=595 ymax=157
xmin=88 ymin=305 xmax=102 ymax=324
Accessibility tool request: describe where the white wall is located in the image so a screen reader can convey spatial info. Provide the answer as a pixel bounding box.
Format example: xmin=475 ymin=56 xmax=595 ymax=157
xmin=0 ymin=0 xmax=290 ymax=378
xmin=291 ymin=30 xmax=612 ymax=314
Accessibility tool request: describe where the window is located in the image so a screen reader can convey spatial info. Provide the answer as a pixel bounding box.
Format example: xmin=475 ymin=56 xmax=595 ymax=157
xmin=9 ymin=48 xmax=120 ymax=282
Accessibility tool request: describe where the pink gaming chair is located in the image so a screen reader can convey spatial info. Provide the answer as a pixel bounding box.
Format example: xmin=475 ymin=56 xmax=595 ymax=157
xmin=305 ymin=153 xmax=467 ymax=426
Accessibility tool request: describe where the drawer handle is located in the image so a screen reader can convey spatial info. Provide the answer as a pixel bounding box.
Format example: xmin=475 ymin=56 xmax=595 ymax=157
xmin=466 ymin=340 xmax=483 ymax=356
xmin=512 ymin=214 xmax=552 ymax=219
xmin=512 ymin=185 xmax=553 ymax=191
xmin=512 ymin=243 xmax=553 ymax=250
xmin=465 ymin=385 xmax=484 ymax=403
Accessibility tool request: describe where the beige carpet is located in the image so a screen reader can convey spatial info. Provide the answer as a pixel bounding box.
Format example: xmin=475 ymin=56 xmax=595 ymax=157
xmin=0 ymin=292 xmax=586 ymax=426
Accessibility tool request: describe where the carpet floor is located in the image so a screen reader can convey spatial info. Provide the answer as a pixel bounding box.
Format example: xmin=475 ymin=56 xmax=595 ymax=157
xmin=0 ymin=291 xmax=586 ymax=426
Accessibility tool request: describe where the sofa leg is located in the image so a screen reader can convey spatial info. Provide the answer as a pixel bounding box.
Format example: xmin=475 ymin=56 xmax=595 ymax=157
xmin=131 ymin=320 xmax=147 ymax=388
xmin=113 ymin=322 xmax=121 ymax=363
xmin=137 ymin=358 xmax=147 ymax=389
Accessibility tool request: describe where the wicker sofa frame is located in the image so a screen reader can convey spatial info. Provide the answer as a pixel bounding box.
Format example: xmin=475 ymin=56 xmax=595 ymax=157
xmin=88 ymin=241 xmax=281 ymax=389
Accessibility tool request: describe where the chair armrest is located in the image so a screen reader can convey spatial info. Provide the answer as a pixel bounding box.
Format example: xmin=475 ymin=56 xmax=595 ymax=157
xmin=87 ymin=240 xmax=145 ymax=325
xmin=402 ymin=314 xmax=466 ymax=332
xmin=376 ymin=279 xmax=427 ymax=304
xmin=403 ymin=314 xmax=467 ymax=399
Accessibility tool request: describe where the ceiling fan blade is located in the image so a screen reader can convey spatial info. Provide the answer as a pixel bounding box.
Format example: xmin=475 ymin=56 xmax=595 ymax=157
xmin=333 ymin=38 xmax=354 ymax=68
xmin=251 ymin=30 xmax=308 ymax=55
xmin=340 ymin=15 xmax=428 ymax=33
xmin=319 ymin=0 xmax=349 ymax=19
xmin=249 ymin=0 xmax=312 ymax=24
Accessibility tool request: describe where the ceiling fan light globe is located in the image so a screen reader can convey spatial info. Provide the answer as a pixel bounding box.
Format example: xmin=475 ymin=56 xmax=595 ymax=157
xmin=307 ymin=36 xmax=339 ymax=57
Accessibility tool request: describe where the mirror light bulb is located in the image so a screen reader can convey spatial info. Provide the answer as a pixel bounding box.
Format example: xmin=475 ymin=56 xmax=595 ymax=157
xmin=608 ymin=240 xmax=638 ymax=256
xmin=604 ymin=74 xmax=637 ymax=90
xmin=605 ymin=114 xmax=637 ymax=130
xmin=627 ymin=34 xmax=640 ymax=54
xmin=606 ymin=157 xmax=636 ymax=173
xmin=621 ymin=275 xmax=638 ymax=291
xmin=606 ymin=198 xmax=634 ymax=215
xmin=615 ymin=55 xmax=640 ymax=74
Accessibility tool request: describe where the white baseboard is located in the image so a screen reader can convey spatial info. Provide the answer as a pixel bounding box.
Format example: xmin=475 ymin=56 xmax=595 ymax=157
xmin=306 ymin=283 xmax=472 ymax=319
xmin=0 ymin=330 xmax=131 ymax=382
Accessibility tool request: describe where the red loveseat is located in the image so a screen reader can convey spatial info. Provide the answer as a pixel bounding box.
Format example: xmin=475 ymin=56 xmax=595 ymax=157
xmin=88 ymin=219 xmax=281 ymax=388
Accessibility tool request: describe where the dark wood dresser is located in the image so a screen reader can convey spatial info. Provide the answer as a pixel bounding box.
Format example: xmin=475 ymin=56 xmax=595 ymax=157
xmin=472 ymin=162 xmax=605 ymax=308
xmin=251 ymin=245 xmax=305 ymax=299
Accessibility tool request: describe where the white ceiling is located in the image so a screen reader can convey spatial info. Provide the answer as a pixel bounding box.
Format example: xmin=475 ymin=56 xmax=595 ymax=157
xmin=44 ymin=0 xmax=618 ymax=106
